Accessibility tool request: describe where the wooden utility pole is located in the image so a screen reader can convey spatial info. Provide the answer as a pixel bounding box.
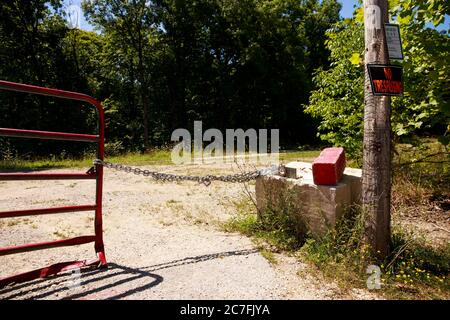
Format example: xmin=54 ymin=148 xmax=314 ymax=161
xmin=362 ymin=0 xmax=391 ymax=259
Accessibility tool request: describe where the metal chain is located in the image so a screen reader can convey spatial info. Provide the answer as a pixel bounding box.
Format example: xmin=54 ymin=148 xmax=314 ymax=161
xmin=93 ymin=159 xmax=281 ymax=186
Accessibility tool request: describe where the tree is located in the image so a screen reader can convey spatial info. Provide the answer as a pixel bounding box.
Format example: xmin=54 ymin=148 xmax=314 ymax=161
xmin=362 ymin=0 xmax=391 ymax=259
xmin=0 ymin=0 xmax=99 ymax=157
xmin=305 ymin=20 xmax=365 ymax=158
xmin=1 ymin=0 xmax=343 ymax=156
xmin=306 ymin=1 xmax=450 ymax=160
xmin=152 ymin=0 xmax=341 ymax=145
xmin=84 ymin=0 xmax=157 ymax=149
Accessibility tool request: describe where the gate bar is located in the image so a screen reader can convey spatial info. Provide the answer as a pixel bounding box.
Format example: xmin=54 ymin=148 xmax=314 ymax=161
xmin=0 ymin=236 xmax=97 ymax=256
xmin=0 ymin=259 xmax=101 ymax=288
xmin=0 ymin=205 xmax=97 ymax=219
xmin=0 ymin=79 xmax=106 ymax=287
xmin=0 ymin=172 xmax=97 ymax=181
xmin=0 ymin=80 xmax=102 ymax=105
xmin=0 ymin=128 xmax=99 ymax=142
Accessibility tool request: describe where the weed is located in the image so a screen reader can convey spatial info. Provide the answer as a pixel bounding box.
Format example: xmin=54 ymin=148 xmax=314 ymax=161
xmin=225 ymin=187 xmax=449 ymax=299
xmin=165 ymin=200 xmax=184 ymax=214
xmin=380 ymin=226 xmax=450 ymax=299
xmin=223 ymin=191 xmax=304 ymax=252
xmin=53 ymin=230 xmax=71 ymax=239
xmin=296 ymin=203 xmax=449 ymax=299
xmin=223 ymin=212 xmax=258 ymax=236
xmin=299 ymin=206 xmax=372 ymax=287
xmin=6 ymin=218 xmax=31 ymax=227
xmin=260 ymin=248 xmax=278 ymax=265
xmin=0 ymin=139 xmax=16 ymax=162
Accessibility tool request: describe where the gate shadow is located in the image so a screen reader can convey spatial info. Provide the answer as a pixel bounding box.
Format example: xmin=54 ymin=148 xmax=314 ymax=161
xmin=0 ymin=248 xmax=258 ymax=300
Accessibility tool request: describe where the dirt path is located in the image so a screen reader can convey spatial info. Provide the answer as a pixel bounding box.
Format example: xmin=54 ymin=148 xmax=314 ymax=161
xmin=0 ymin=163 xmax=380 ymax=300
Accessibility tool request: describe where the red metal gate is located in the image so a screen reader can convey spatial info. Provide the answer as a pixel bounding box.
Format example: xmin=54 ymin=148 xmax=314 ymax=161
xmin=0 ymin=80 xmax=107 ymax=287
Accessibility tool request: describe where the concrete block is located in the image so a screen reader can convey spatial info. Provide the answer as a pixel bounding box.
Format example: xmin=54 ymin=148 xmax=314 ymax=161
xmin=255 ymin=162 xmax=362 ymax=238
xmin=285 ymin=162 xmax=312 ymax=179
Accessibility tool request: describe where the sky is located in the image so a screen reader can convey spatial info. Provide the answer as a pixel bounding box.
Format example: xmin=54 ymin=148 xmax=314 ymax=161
xmin=340 ymin=0 xmax=360 ymax=18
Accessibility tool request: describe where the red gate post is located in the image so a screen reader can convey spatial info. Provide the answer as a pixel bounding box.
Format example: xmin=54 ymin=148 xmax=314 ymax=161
xmin=0 ymin=80 xmax=107 ymax=287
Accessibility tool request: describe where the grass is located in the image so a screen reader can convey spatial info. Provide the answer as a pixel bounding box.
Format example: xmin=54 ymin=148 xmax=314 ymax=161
xmin=222 ymin=198 xmax=291 ymax=265
xmin=380 ymin=227 xmax=449 ymax=299
xmin=6 ymin=219 xmax=23 ymax=227
xmin=53 ymin=230 xmax=70 ymax=239
xmin=392 ymin=140 xmax=449 ymax=221
xmin=222 ymin=138 xmax=449 ymax=299
xmin=298 ymin=205 xmax=449 ymax=299
xmin=166 ymin=199 xmax=181 ymax=205
xmin=2 ymin=140 xmax=447 ymax=298
xmin=223 ymin=195 xmax=304 ymax=252
xmin=224 ymin=197 xmax=449 ymax=299
xmin=259 ymin=248 xmax=279 ymax=265
xmin=0 ymin=157 xmax=93 ymax=171
xmin=165 ymin=199 xmax=184 ymax=210
xmin=4 ymin=218 xmax=32 ymax=227
xmin=0 ymin=149 xmax=174 ymax=171
xmin=0 ymin=149 xmax=320 ymax=171
xmin=279 ymin=150 xmax=320 ymax=163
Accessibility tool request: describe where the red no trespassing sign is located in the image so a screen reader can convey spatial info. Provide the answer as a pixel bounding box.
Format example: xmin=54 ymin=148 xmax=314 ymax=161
xmin=367 ymin=64 xmax=404 ymax=96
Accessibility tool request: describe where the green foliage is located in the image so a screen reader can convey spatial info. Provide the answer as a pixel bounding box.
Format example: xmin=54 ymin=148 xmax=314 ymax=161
xmin=392 ymin=0 xmax=449 ymax=28
xmin=0 ymin=1 xmax=101 ymax=156
xmin=1 ymin=0 xmax=341 ymax=158
xmin=224 ymin=148 xmax=449 ymax=298
xmin=393 ymin=1 xmax=450 ymax=140
xmin=83 ymin=0 xmax=157 ymax=148
xmin=305 ymin=2 xmax=450 ymax=159
xmin=300 ymin=207 xmax=371 ymax=278
xmin=300 ymin=207 xmax=450 ymax=299
xmin=2 ymin=0 xmax=447 ymax=160
xmin=382 ymin=226 xmax=449 ymax=297
xmin=305 ymin=21 xmax=364 ymax=158
xmin=223 ymin=194 xmax=304 ymax=251
xmin=256 ymin=208 xmax=305 ymax=251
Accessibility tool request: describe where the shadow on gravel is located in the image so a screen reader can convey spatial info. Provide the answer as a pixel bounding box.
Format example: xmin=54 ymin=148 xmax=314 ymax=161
xmin=0 ymin=248 xmax=258 ymax=300
xmin=141 ymin=248 xmax=259 ymax=273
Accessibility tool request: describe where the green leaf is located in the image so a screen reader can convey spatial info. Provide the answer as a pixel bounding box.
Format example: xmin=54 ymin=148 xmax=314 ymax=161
xmin=355 ymin=7 xmax=364 ymax=23
xmin=397 ymin=14 xmax=411 ymax=25
xmin=349 ymin=53 xmax=360 ymax=65
xmin=433 ymin=15 xmax=444 ymax=26
xmin=395 ymin=124 xmax=408 ymax=136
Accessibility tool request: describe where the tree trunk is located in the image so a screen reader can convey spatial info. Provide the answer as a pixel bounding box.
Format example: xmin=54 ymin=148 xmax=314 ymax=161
xmin=362 ymin=0 xmax=392 ymax=259
xmin=137 ymin=23 xmax=150 ymax=149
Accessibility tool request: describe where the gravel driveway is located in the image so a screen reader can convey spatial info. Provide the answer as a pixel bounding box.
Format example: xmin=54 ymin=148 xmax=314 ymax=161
xmin=0 ymin=163 xmax=379 ymax=300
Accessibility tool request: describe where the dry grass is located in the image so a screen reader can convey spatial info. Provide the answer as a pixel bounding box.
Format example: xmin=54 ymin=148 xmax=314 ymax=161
xmin=223 ymin=139 xmax=449 ymax=299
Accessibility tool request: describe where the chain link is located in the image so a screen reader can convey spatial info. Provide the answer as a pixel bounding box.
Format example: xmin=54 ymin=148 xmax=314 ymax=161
xmin=93 ymin=159 xmax=281 ymax=186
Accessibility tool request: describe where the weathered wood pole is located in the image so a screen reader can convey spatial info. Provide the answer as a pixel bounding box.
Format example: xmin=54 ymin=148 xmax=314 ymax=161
xmin=362 ymin=0 xmax=391 ymax=258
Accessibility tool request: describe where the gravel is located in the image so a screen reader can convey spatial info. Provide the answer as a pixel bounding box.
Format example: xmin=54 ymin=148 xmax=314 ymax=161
xmin=0 ymin=163 xmax=381 ymax=300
